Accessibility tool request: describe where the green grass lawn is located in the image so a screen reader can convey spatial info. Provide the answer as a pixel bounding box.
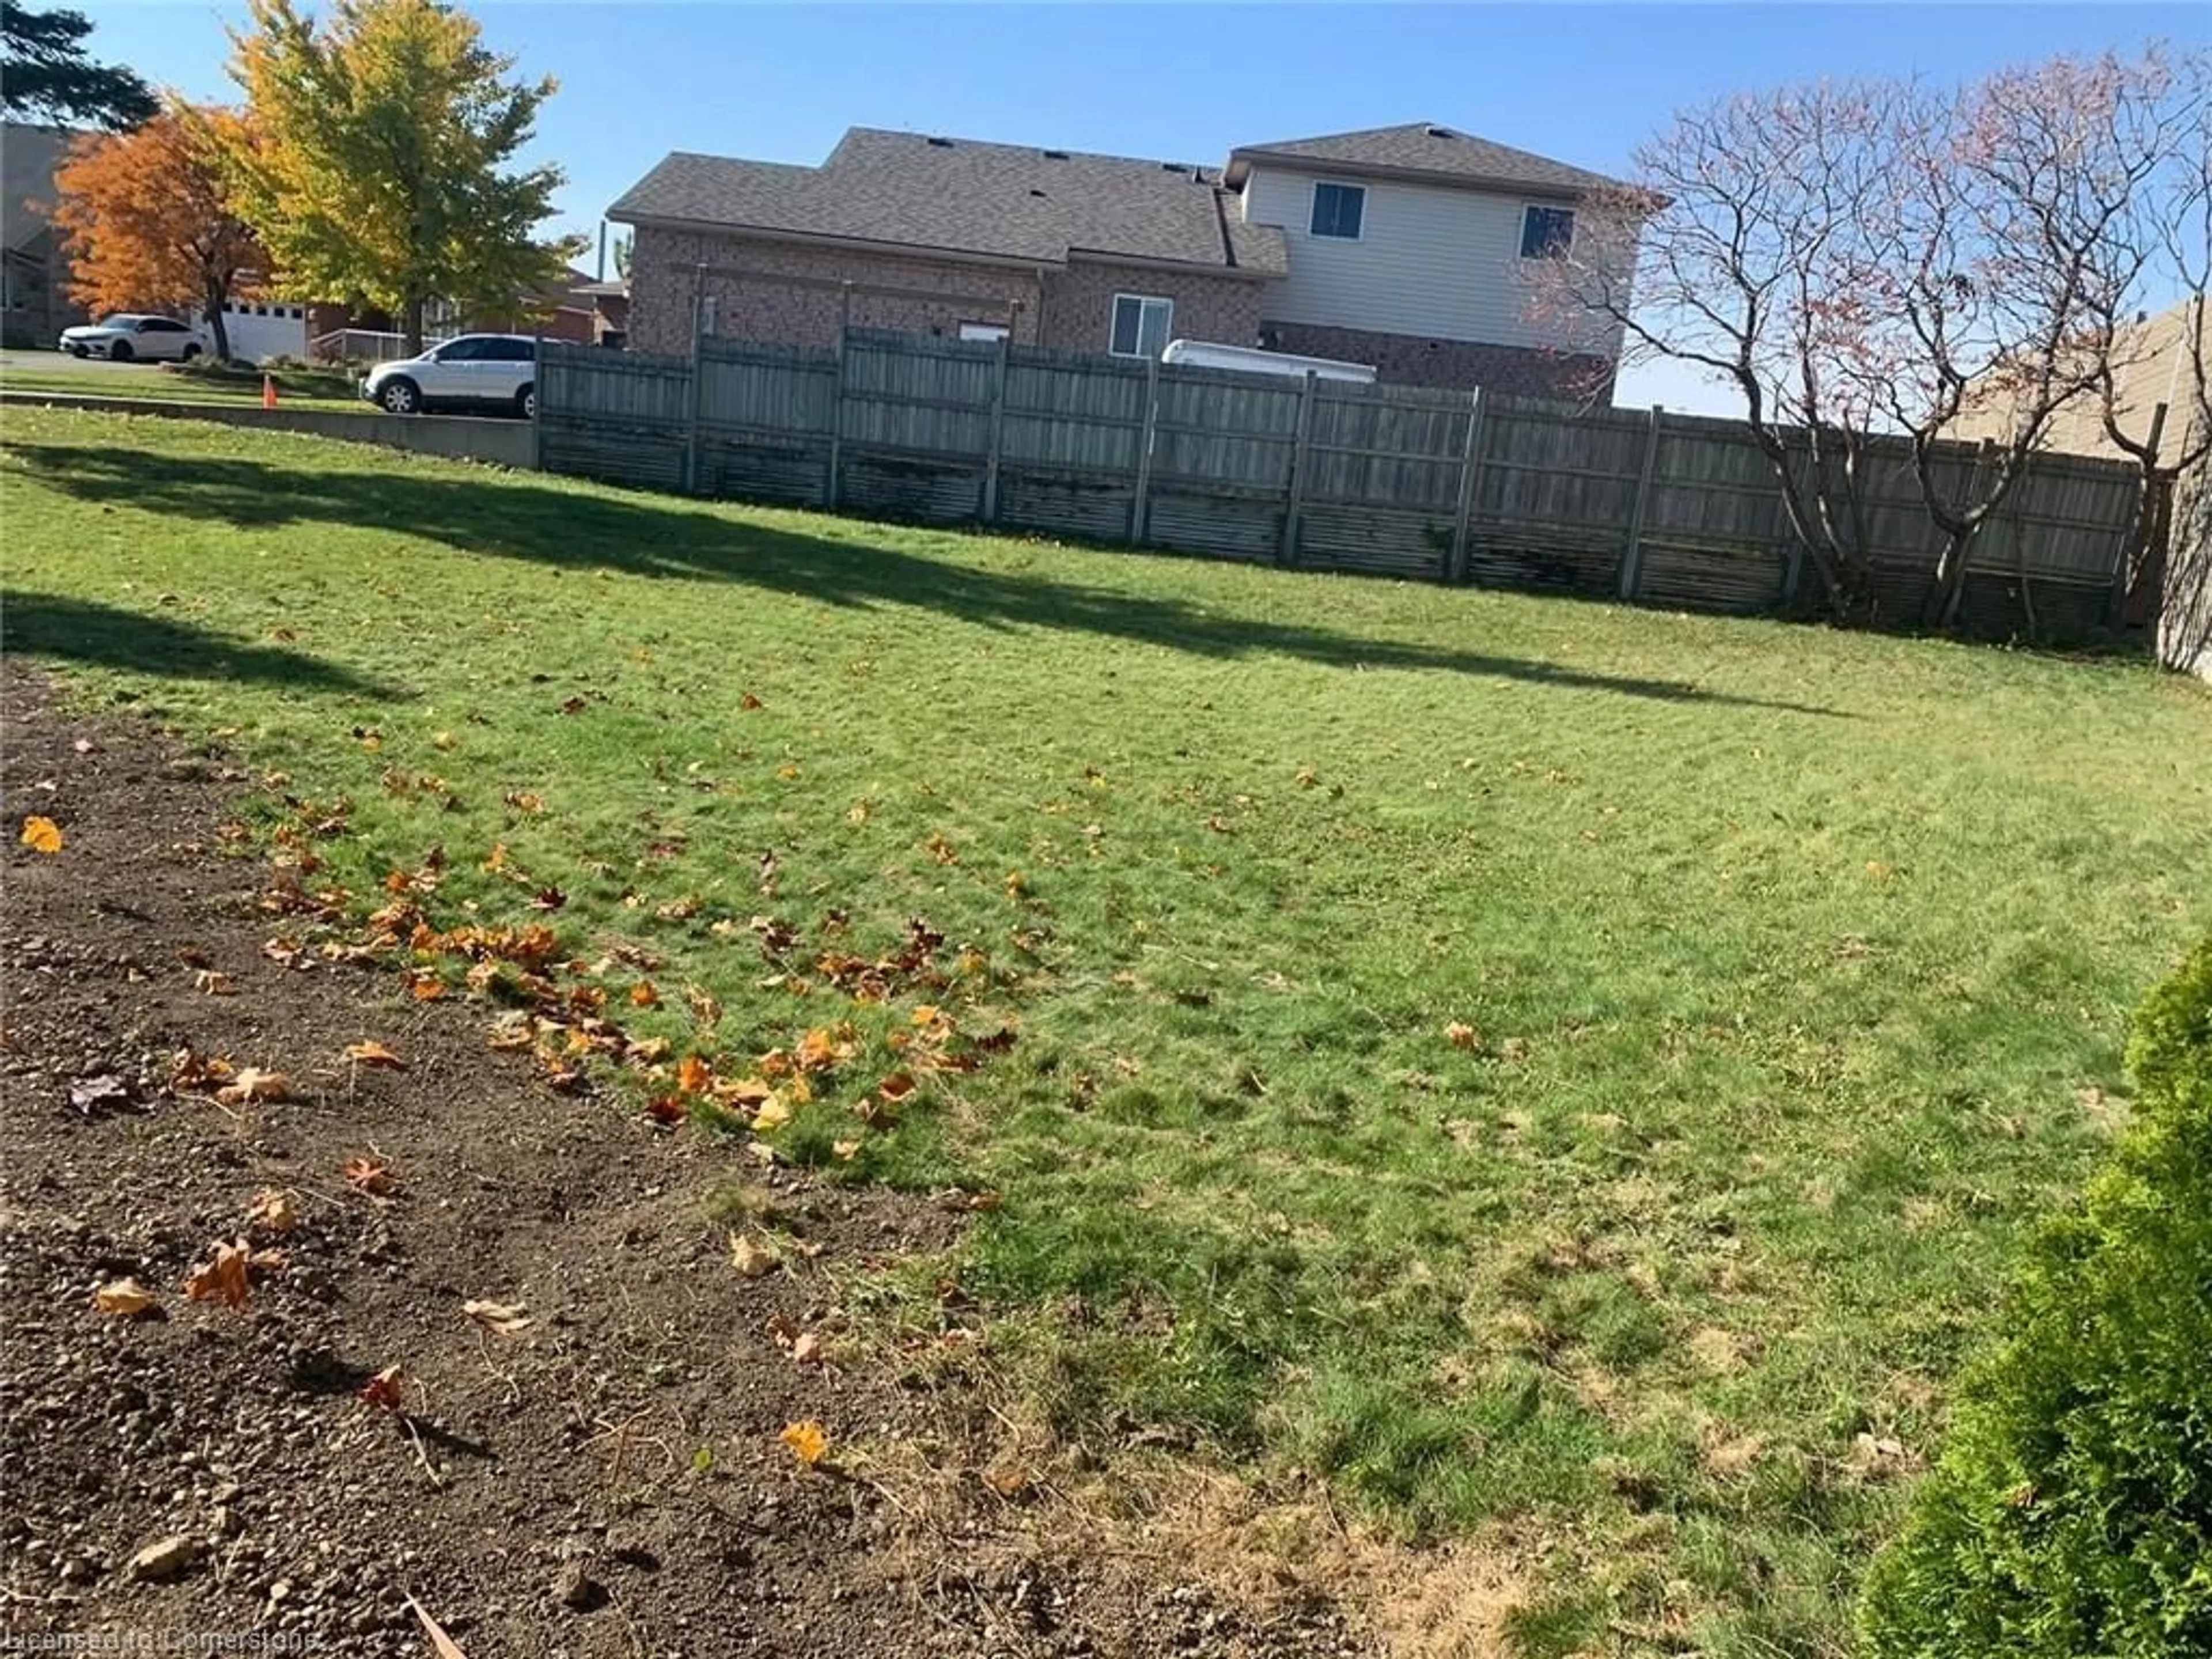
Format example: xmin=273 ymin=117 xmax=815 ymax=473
xmin=0 ymin=358 xmax=365 ymax=414
xmin=5 ymin=408 xmax=2209 ymax=1656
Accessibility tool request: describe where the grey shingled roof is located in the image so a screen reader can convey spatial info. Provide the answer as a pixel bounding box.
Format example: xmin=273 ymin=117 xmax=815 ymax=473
xmin=1224 ymin=123 xmax=1620 ymax=197
xmin=609 ymin=128 xmax=1287 ymax=277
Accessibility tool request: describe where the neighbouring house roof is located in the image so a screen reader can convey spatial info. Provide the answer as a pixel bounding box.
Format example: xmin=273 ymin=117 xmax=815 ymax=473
xmin=608 ymin=128 xmax=1289 ymax=279
xmin=1222 ymin=122 xmax=1621 ymax=199
xmin=3 ymin=122 xmax=80 ymax=253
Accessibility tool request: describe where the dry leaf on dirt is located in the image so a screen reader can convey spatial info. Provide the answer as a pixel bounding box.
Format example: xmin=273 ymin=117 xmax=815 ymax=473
xmin=790 ymin=1331 xmax=824 ymax=1365
xmin=93 ymin=1278 xmax=160 ymax=1317
xmin=170 ymin=1048 xmax=234 ymax=1090
xmin=343 ymin=1040 xmax=406 ymax=1069
xmin=779 ymin=1419 xmax=828 ymax=1467
xmin=245 ymin=1189 xmax=301 ymax=1233
xmin=193 ymin=969 xmax=237 ymax=996
xmin=677 ymin=1055 xmax=711 ymax=1095
xmin=343 ymin=1156 xmax=396 ymax=1196
xmin=729 ymin=1232 xmax=779 ymax=1279
xmin=214 ymin=1067 xmax=291 ymax=1105
xmin=359 ymin=1366 xmax=408 ymax=1411
xmin=463 ymin=1299 xmax=533 ymax=1336
xmin=981 ymin=1465 xmax=1031 ymax=1498
xmin=183 ymin=1240 xmax=252 ymax=1309
xmin=18 ymin=816 xmax=62 ymax=855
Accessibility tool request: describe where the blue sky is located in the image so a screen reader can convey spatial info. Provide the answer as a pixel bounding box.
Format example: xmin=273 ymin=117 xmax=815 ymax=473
xmin=75 ymin=2 xmax=2211 ymax=411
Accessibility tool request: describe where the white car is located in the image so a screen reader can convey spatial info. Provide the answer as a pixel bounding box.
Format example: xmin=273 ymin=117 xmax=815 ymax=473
xmin=362 ymin=334 xmax=537 ymax=418
xmin=59 ymin=314 xmax=210 ymax=363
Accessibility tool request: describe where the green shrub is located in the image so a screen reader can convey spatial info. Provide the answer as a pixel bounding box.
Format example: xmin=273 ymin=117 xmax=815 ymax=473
xmin=1859 ymin=936 xmax=2212 ymax=1657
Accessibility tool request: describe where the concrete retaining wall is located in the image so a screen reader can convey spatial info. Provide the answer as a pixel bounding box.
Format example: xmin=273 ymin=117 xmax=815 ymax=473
xmin=0 ymin=391 xmax=537 ymax=469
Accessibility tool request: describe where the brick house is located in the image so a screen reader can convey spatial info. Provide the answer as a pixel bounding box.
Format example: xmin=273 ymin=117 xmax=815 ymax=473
xmin=608 ymin=122 xmax=1628 ymax=396
xmin=3 ymin=122 xmax=88 ymax=349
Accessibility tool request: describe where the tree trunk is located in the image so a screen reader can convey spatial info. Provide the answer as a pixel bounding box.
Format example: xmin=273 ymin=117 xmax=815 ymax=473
xmin=402 ymin=295 xmax=426 ymax=357
xmin=202 ymin=275 xmax=231 ymax=365
xmin=1925 ymin=527 xmax=1976 ymax=630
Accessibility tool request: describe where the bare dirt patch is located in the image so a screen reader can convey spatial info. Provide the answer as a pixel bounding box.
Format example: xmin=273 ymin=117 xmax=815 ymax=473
xmin=0 ymin=664 xmax=1374 ymax=1657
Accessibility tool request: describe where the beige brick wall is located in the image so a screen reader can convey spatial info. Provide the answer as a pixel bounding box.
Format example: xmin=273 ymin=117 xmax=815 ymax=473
xmin=1038 ymin=260 xmax=1267 ymax=354
xmin=627 ymin=226 xmax=1043 ymax=355
xmin=1260 ymin=319 xmax=1613 ymax=399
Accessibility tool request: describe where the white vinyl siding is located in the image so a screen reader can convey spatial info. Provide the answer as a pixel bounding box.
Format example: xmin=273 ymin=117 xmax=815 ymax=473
xmin=1242 ymin=165 xmax=1626 ymax=353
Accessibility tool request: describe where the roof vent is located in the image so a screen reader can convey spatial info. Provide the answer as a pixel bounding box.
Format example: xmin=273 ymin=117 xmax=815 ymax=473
xmin=925 ymin=135 xmax=953 ymax=148
xmin=1041 ymin=149 xmax=1069 ymax=160
xmin=1029 ymin=188 xmax=1047 ymax=197
xmin=1160 ymin=161 xmax=1188 ymax=173
xmin=1425 ymin=124 xmax=1456 ymax=139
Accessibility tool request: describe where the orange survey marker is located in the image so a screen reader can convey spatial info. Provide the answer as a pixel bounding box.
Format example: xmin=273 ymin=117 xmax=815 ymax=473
xmin=262 ymin=374 xmax=276 ymax=410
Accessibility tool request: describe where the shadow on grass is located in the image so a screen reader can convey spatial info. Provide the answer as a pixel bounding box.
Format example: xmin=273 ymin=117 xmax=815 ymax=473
xmin=1 ymin=592 xmax=398 ymax=697
xmin=9 ymin=437 xmax=1851 ymax=717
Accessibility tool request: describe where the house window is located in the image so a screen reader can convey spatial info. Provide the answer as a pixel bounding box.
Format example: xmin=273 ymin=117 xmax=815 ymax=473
xmin=1109 ymin=293 xmax=1173 ymax=358
xmin=1520 ymin=204 xmax=1575 ymax=259
xmin=1309 ymin=181 xmax=1365 ymax=240
xmin=959 ymin=321 xmax=1009 ymax=343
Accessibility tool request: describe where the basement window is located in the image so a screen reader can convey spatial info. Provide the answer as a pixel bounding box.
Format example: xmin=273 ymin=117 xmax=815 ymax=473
xmin=1109 ymin=293 xmax=1173 ymax=358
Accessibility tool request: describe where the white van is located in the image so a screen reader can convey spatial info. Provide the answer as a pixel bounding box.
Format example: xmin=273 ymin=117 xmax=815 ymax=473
xmin=1160 ymin=339 xmax=1377 ymax=384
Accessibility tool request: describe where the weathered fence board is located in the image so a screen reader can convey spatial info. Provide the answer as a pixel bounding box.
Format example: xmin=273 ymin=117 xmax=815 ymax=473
xmin=537 ymin=333 xmax=2158 ymax=644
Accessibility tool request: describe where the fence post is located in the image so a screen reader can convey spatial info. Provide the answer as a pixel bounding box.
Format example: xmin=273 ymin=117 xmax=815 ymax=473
xmin=1620 ymin=403 xmax=1664 ymax=600
xmin=981 ymin=331 xmax=1010 ymax=524
xmin=1280 ymin=370 xmax=1317 ymax=567
xmin=684 ymin=293 xmax=706 ymax=497
xmin=1447 ymin=389 xmax=1484 ymax=584
xmin=529 ymin=331 xmax=544 ymax=472
xmin=1781 ymin=540 xmax=1805 ymax=608
xmin=824 ymin=321 xmax=849 ymax=511
xmin=1130 ymin=354 xmax=1160 ymax=544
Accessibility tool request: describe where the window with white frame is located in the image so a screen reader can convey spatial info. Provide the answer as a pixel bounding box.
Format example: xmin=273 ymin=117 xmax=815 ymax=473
xmin=958 ymin=321 xmax=1009 ymax=343
xmin=1309 ymin=181 xmax=1366 ymax=240
xmin=1109 ymin=293 xmax=1173 ymax=358
xmin=1520 ymin=204 xmax=1575 ymax=259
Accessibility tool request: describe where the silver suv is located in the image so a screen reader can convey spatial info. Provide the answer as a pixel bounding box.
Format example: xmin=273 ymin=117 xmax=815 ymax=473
xmin=362 ymin=334 xmax=536 ymax=417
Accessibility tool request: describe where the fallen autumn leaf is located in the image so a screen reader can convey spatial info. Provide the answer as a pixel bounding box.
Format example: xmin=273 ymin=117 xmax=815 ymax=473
xmin=214 ymin=1067 xmax=291 ymax=1106
xmin=729 ymin=1232 xmax=779 ymax=1279
xmin=462 ymin=1298 xmax=533 ymax=1336
xmin=92 ymin=1278 xmax=159 ymax=1317
xmin=183 ymin=1240 xmax=251 ymax=1309
xmin=779 ymin=1419 xmax=828 ymax=1466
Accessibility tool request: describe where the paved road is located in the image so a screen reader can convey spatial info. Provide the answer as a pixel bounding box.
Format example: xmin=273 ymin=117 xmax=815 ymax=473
xmin=0 ymin=350 xmax=177 ymax=380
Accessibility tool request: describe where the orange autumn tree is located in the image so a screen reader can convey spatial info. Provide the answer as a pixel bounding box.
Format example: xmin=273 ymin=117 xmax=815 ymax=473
xmin=51 ymin=107 xmax=264 ymax=364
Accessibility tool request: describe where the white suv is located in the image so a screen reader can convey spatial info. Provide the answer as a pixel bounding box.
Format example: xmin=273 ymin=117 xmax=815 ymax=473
xmin=362 ymin=334 xmax=537 ymax=417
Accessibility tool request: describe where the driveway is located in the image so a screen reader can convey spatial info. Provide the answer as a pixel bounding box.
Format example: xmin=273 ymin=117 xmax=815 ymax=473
xmin=0 ymin=350 xmax=180 ymax=380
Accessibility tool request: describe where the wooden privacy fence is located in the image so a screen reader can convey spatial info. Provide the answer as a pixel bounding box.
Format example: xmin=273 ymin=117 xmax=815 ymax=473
xmin=537 ymin=331 xmax=2152 ymax=641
